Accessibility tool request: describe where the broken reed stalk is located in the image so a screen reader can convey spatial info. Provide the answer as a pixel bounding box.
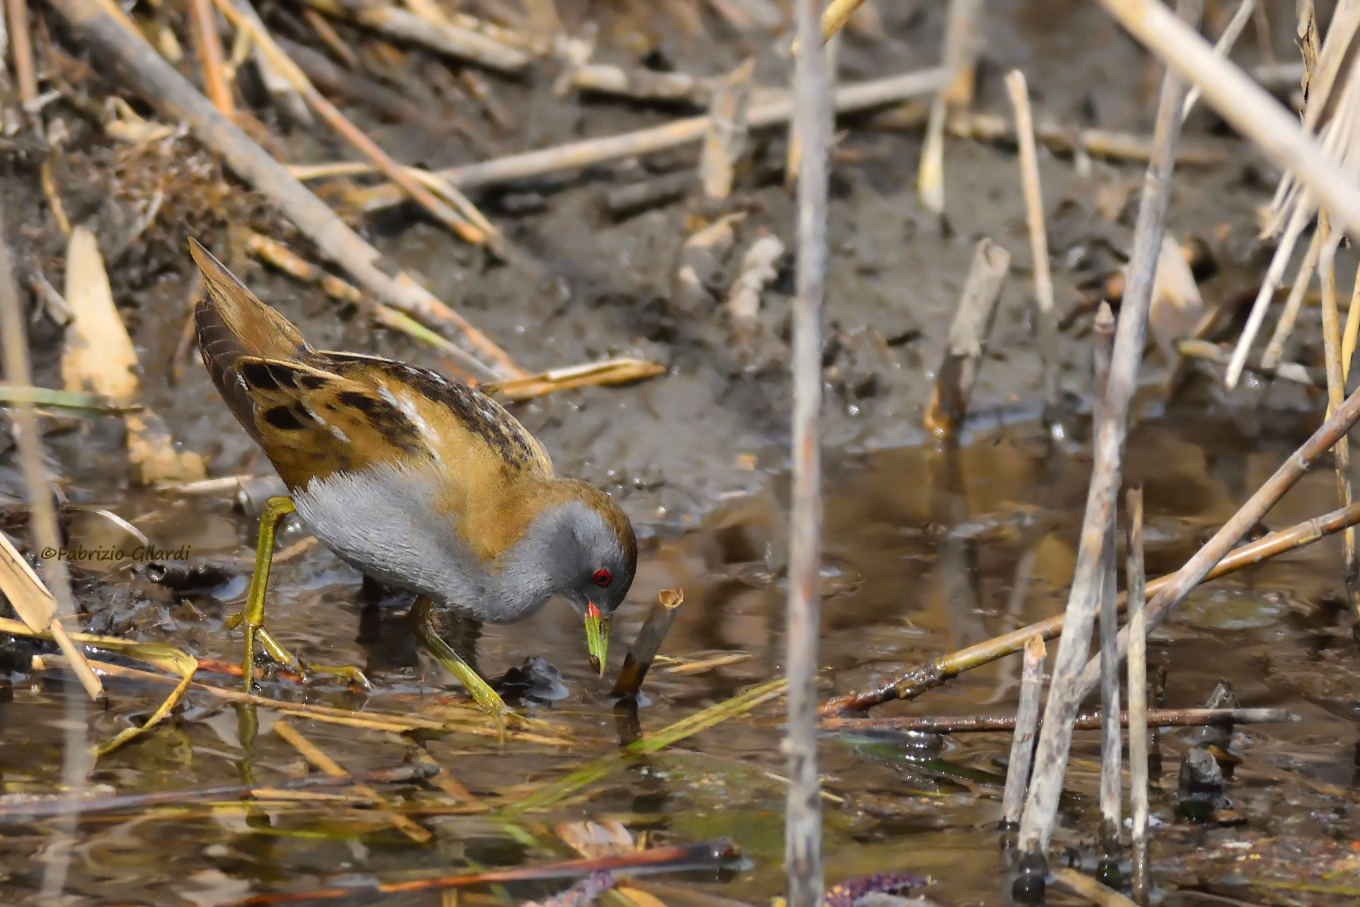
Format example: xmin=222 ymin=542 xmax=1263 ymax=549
xmin=1004 ymin=69 xmax=1060 ymax=416
xmin=785 ymin=1 xmax=831 ymax=905
xmin=7 ymin=0 xmax=37 ymax=106
xmin=0 ymin=764 xmax=437 ymax=819
xmin=1093 ymin=305 xmax=1122 ymax=852
xmin=300 ymin=0 xmax=529 ymax=73
xmin=1076 ymin=362 xmax=1360 ymax=697
xmin=1017 ymin=0 xmax=1200 ymax=857
xmin=1000 ymin=635 xmax=1045 ymax=828
xmin=1126 ymin=487 xmax=1150 ymax=906
xmin=1097 ymin=0 xmax=1360 ymax=264
xmin=922 ymin=239 xmax=1011 ymax=437
xmin=610 ymin=589 xmax=684 ymax=698
xmin=820 ymin=497 xmax=1360 ymax=715
xmin=349 ymin=68 xmax=948 ymax=210
xmin=819 ymin=707 xmax=1298 ymax=733
xmin=46 ymin=0 xmax=524 ymax=382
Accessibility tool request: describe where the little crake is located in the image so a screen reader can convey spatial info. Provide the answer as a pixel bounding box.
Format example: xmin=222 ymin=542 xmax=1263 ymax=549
xmin=189 ymin=238 xmax=636 ymax=712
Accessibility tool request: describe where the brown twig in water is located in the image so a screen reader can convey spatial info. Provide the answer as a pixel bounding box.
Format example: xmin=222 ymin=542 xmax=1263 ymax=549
xmin=272 ymin=721 xmax=431 ymax=843
xmin=348 ymin=68 xmax=948 ymax=209
xmin=46 ymin=0 xmax=525 ymax=381
xmin=786 ymin=0 xmax=830 ymax=903
xmin=1126 ymin=487 xmax=1150 ymax=906
xmin=819 ymin=498 xmax=1360 ymax=715
xmin=1000 ymin=635 xmax=1045 ymax=828
xmin=188 ymin=0 xmax=235 ymax=116
xmin=0 ymin=764 xmax=437 ymax=819
xmin=820 ymin=707 xmax=1299 ymax=734
xmin=923 ymin=239 xmax=1010 ymax=437
xmin=1017 ymin=0 xmax=1200 ymax=857
xmin=610 ymin=589 xmax=684 ymax=698
xmin=1004 ymin=70 xmax=1060 ymax=416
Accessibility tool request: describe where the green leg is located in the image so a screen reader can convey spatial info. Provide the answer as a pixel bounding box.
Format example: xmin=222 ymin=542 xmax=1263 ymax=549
xmin=228 ymin=495 xmax=370 ymax=691
xmin=411 ymin=595 xmax=510 ymax=717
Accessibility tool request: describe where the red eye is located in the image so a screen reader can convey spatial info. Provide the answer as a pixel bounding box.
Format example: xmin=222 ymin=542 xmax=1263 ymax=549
xmin=592 ymin=569 xmax=611 ymax=587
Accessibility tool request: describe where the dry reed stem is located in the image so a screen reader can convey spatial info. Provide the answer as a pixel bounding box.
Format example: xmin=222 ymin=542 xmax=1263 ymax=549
xmin=1003 ymin=70 xmax=1060 ymax=413
xmin=48 ymin=0 xmax=525 ymax=381
xmin=7 ymin=0 xmax=36 ymax=105
xmin=1176 ymin=338 xmax=1322 ymax=386
xmin=1242 ymin=199 xmax=1316 ymax=375
xmin=1344 ymin=262 xmax=1360 ymax=381
xmin=272 ymin=721 xmax=432 ymax=843
xmin=1259 ymin=225 xmax=1322 ymax=371
xmin=610 ymin=589 xmax=684 ymax=698
xmin=1093 ymin=305 xmax=1121 ymax=844
xmin=785 ymin=1 xmax=831 ymax=904
xmin=820 ymin=497 xmax=1360 ymax=715
xmin=349 ymin=68 xmax=948 ymax=209
xmin=1000 ymin=635 xmax=1045 ymax=827
xmin=1076 ymin=367 xmax=1360 ymax=696
xmin=1317 ymin=214 xmax=1359 ymax=627
xmin=1016 ymin=0 xmax=1200 ymax=857
xmin=188 ymin=0 xmax=235 ymax=116
xmin=1126 ymin=487 xmax=1149 ymax=905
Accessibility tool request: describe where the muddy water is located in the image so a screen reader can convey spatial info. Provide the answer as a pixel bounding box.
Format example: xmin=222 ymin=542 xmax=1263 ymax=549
xmin=4 ymin=406 xmax=1359 ymax=906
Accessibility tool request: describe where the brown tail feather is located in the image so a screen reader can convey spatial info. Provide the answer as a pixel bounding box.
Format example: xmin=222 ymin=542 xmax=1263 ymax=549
xmin=189 ymin=238 xmax=312 ymax=438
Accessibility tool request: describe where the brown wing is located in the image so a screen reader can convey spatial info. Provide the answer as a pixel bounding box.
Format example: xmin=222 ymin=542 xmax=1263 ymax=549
xmin=319 ymin=353 xmax=555 ymax=478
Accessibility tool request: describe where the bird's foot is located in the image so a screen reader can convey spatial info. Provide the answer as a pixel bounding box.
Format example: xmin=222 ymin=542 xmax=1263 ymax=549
xmin=410 ymin=596 xmax=511 ymax=718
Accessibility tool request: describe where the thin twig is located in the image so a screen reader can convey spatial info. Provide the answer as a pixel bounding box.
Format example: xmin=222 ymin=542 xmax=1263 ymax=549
xmin=1018 ymin=0 xmax=1200 ymax=857
xmin=349 ymin=68 xmax=948 ymax=209
xmin=786 ymin=0 xmax=830 ymax=903
xmin=1181 ymin=0 xmax=1257 ymax=120
xmin=1126 ymin=487 xmax=1150 ymax=906
xmin=1004 ymin=70 xmax=1060 ymax=415
xmin=1317 ymin=214 xmax=1360 ymax=635
xmin=0 ymin=764 xmax=436 ymax=819
xmin=188 ymin=0 xmax=235 ymax=116
xmin=1000 ymin=635 xmax=1045 ymax=828
xmin=1258 ymin=214 xmax=1322 ymax=371
xmin=610 ymin=589 xmax=684 ymax=698
xmin=820 ymin=707 xmax=1299 ymax=733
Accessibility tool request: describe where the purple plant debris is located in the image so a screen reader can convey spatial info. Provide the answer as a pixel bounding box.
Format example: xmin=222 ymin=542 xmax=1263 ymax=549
xmin=823 ymin=871 xmax=927 ymax=907
xmin=523 ymin=870 xmax=617 ymax=907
